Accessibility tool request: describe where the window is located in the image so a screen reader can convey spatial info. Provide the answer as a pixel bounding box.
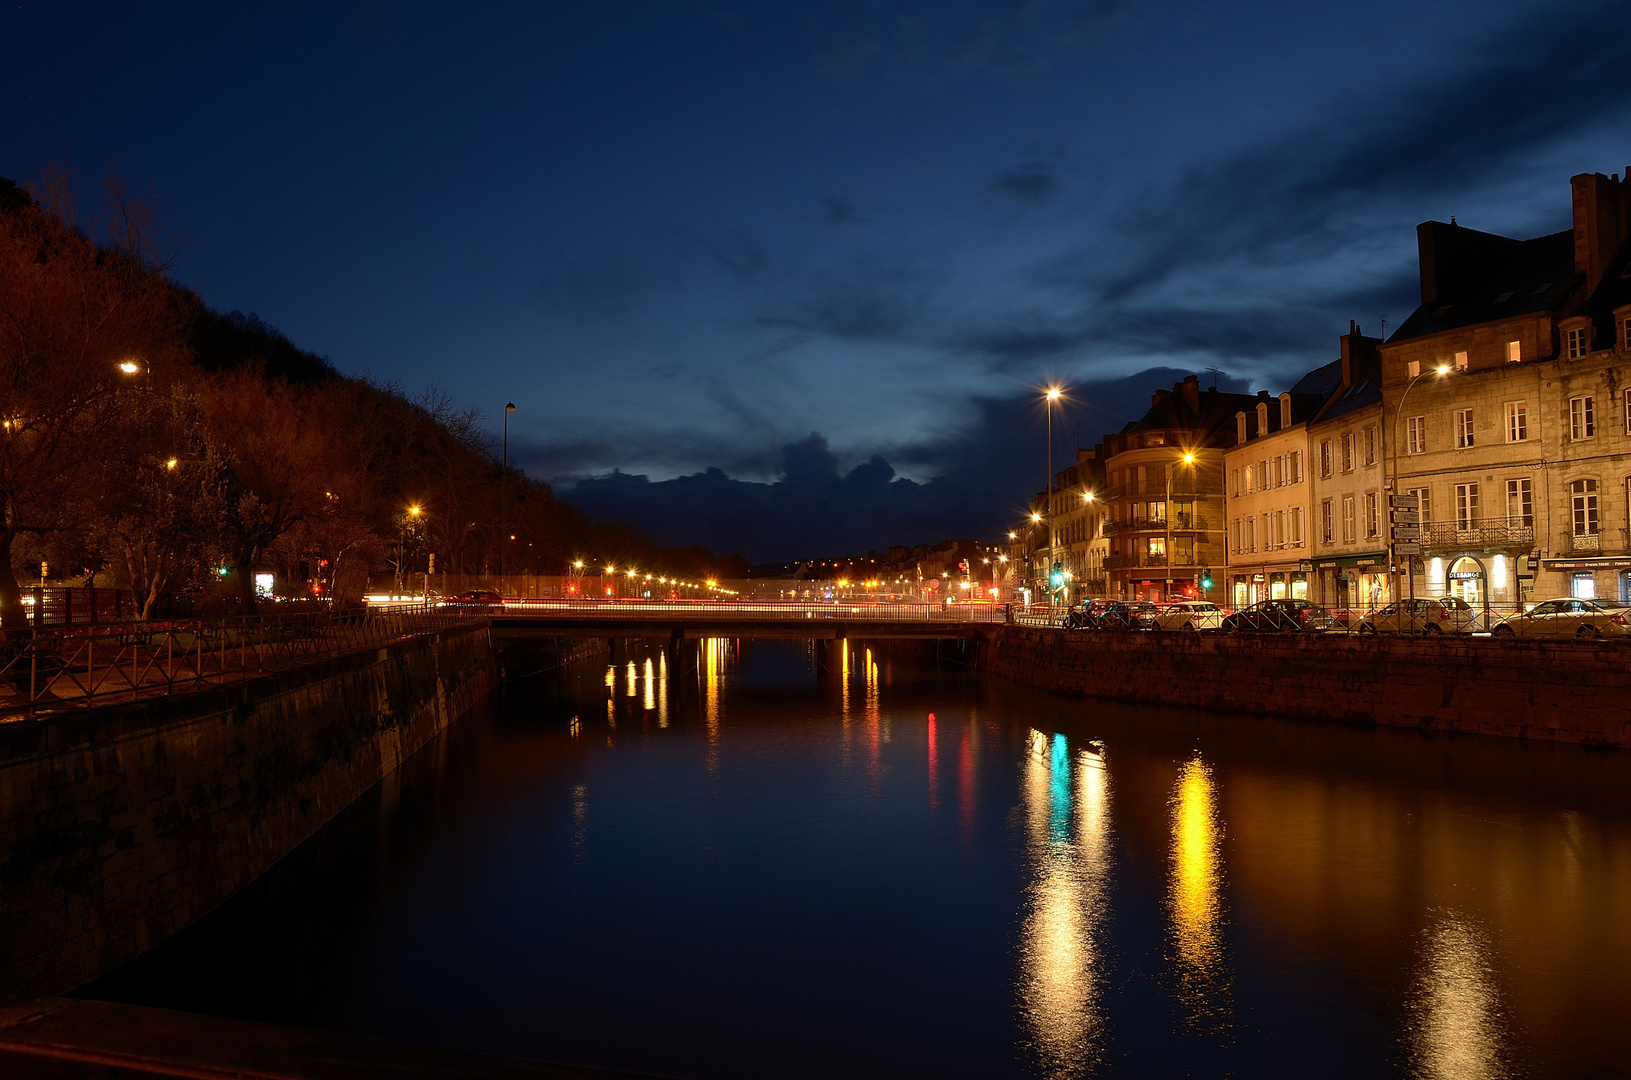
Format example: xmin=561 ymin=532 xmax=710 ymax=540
xmin=1570 ymin=395 xmax=1596 ymax=440
xmin=1290 ymin=507 xmax=1304 ymax=546
xmin=1406 ymin=415 xmax=1426 ymax=454
xmin=1454 ymin=350 xmax=1469 ymax=371
xmin=1571 ymin=479 xmax=1599 ymax=536
xmin=1342 ymin=433 xmax=1356 ymax=471
xmin=1147 ymin=536 xmax=1167 ymax=558
xmin=1320 ymin=441 xmax=1333 ymax=477
xmin=1288 ymin=450 xmax=1302 ymax=483
xmin=1273 ymin=510 xmax=1284 ymax=549
xmin=1622 ymin=316 xmax=1631 ymax=351
xmin=1567 ymin=327 xmax=1589 ymax=359
xmin=1342 ymin=495 xmax=1356 ymax=542
xmin=1245 ymin=517 xmax=1256 ymax=552
xmin=1365 ymin=492 xmax=1379 ymax=538
xmin=1321 ymin=500 xmax=1334 ymax=543
xmin=1507 ymin=340 xmax=1521 ymax=363
xmin=1363 ymin=427 xmax=1377 ymax=466
xmin=1454 ymin=408 xmax=1475 ymax=448
xmin=1236 ymin=414 xmax=1248 ymax=445
xmin=1407 ymin=360 xmax=1421 ymax=378
xmin=1505 ymin=478 xmax=1533 ymax=529
xmin=1505 ymin=401 xmax=1527 ymax=442
xmin=1455 ymin=483 xmax=1479 ymax=530
xmin=1407 ymin=486 xmax=1431 ymax=525
xmin=1148 ymin=500 xmax=1165 ymax=523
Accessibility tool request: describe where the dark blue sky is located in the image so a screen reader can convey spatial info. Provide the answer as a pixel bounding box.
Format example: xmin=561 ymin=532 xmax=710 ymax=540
xmin=9 ymin=1 xmax=1631 ymax=559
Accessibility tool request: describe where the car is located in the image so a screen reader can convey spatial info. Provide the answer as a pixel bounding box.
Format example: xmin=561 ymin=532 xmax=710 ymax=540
xmin=1155 ymin=600 xmax=1224 ymax=631
xmin=1356 ymin=596 xmax=1479 ymax=635
xmin=1221 ymin=599 xmax=1335 ymax=633
xmin=1490 ymin=598 xmax=1631 ymax=639
xmin=1092 ymin=600 xmax=1160 ymax=631
xmin=439 ymin=589 xmax=504 ymax=607
xmin=1064 ymin=598 xmax=1116 ymax=630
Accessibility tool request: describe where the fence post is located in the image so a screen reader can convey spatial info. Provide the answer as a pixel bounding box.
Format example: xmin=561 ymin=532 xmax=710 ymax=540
xmin=88 ymin=586 xmax=98 ymax=626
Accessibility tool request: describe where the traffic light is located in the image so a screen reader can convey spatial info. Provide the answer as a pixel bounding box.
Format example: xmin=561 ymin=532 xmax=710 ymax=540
xmin=1200 ymin=567 xmax=1213 ymax=589
xmin=1049 ymin=562 xmax=1064 ymax=588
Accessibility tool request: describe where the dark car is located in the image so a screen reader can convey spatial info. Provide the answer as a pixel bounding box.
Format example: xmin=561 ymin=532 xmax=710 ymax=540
xmin=1221 ymin=599 xmax=1334 ymax=633
xmin=1064 ymin=598 xmax=1116 ymax=629
xmin=441 ymin=589 xmax=503 ymax=607
xmin=1093 ymin=600 xmax=1160 ymax=631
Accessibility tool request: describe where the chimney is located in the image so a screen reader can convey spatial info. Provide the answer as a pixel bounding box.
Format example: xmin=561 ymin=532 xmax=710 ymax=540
xmin=1572 ymin=171 xmax=1631 ymax=295
xmin=1179 ymin=374 xmax=1200 ymax=412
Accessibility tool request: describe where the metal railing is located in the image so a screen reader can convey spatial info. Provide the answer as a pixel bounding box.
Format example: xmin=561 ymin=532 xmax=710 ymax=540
xmin=1421 ymin=522 xmax=1535 ymax=550
xmin=488 ymin=597 xmax=1014 ymax=624
xmin=0 ymin=606 xmax=481 ymax=721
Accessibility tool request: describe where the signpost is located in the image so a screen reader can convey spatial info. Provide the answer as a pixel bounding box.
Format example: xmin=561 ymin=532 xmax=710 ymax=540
xmin=1388 ymin=493 xmax=1421 ymax=608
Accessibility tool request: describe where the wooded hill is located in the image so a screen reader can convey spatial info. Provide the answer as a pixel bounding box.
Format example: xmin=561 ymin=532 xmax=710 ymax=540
xmin=0 ymin=175 xmax=745 ymax=628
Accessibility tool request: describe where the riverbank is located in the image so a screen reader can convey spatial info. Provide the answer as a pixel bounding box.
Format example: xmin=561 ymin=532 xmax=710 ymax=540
xmin=0 ymin=623 xmax=496 ymax=997
xmin=978 ymin=625 xmax=1631 ymax=747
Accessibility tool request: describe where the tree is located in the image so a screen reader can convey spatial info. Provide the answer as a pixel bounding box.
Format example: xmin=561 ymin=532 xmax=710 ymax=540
xmin=0 ymin=182 xmax=186 ymax=630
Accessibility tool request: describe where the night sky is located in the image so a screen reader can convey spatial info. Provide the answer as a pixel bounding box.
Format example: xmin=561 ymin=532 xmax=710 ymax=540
xmin=9 ymin=2 xmax=1631 ymax=560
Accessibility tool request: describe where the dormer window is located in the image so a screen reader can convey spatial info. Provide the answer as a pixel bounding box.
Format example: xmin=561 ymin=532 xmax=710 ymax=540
xmin=1279 ymin=392 xmax=1292 ymax=429
xmin=1256 ymin=401 xmax=1269 ymax=436
xmin=1407 ymin=360 xmax=1421 ymax=378
xmin=1507 ymin=340 xmax=1521 ymax=363
xmin=1235 ymin=412 xmax=1248 ymax=445
xmin=1560 ymin=316 xmax=1592 ymax=360
xmin=1454 ymin=350 xmax=1469 ymax=371
xmin=1567 ymin=327 xmax=1589 ymax=358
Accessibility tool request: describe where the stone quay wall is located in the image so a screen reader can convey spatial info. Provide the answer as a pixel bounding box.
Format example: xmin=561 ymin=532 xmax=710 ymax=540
xmin=979 ymin=626 xmax=1631 ymax=748
xmin=0 ymin=623 xmax=496 ymax=997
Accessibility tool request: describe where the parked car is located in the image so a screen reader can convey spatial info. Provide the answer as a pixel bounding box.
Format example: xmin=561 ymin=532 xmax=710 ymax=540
xmin=1155 ymin=600 xmax=1224 ymax=631
xmin=1221 ymin=599 xmax=1335 ymax=633
xmin=1490 ymin=598 xmax=1631 ymax=639
xmin=1356 ymin=596 xmax=1480 ymax=635
xmin=439 ymin=589 xmax=504 ymax=607
xmin=1093 ymin=600 xmax=1161 ymax=631
xmin=1064 ymin=598 xmax=1116 ymax=630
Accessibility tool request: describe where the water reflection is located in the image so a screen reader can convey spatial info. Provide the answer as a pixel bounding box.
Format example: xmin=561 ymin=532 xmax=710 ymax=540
xmin=657 ymin=650 xmax=669 ymax=728
xmin=1018 ymin=729 xmax=1111 ymax=1077
xmin=642 ymin=658 xmax=656 ymax=714
xmin=1168 ymin=757 xmax=1230 ymax=1028
xmin=1408 ymin=910 xmax=1514 ymax=1080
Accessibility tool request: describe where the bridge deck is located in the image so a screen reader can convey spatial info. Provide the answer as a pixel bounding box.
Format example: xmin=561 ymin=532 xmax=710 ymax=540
xmin=490 ymin=615 xmax=981 ymax=640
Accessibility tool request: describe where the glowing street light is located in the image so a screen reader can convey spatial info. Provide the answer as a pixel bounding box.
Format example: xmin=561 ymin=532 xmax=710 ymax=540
xmin=118 ymin=360 xmax=141 ymax=374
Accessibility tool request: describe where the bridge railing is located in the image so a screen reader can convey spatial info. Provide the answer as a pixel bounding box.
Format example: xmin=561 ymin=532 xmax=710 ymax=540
xmin=0 ymin=607 xmax=481 ymax=721
xmin=486 ymin=596 xmax=1021 ymax=623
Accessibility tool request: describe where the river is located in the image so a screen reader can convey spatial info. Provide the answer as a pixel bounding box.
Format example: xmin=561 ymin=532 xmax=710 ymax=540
xmin=86 ymin=638 xmax=1631 ymax=1078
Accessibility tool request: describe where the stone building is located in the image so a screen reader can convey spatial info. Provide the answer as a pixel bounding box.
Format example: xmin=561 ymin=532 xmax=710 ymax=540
xmin=1049 ymin=448 xmax=1109 ymax=599
xmin=1100 ymin=375 xmax=1259 ymax=602
xmin=1306 ymin=332 xmax=1388 ymax=612
xmin=1222 ymin=361 xmax=1341 ymax=607
xmin=1384 ymin=168 xmax=1631 ymax=611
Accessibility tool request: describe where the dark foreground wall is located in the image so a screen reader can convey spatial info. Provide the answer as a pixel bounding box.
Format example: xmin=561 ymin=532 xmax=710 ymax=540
xmin=0 ymin=625 xmax=496 ymax=997
xmin=980 ymin=627 xmax=1631 ymax=748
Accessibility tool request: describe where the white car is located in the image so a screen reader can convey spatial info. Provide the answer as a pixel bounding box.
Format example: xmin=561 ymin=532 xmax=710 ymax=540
xmin=1156 ymin=600 xmax=1224 ymax=631
xmin=1356 ymin=596 xmax=1481 ymax=635
xmin=1491 ymin=598 xmax=1631 ymax=639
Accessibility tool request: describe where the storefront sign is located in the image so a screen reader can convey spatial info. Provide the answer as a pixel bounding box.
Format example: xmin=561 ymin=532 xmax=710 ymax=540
xmin=1542 ymin=558 xmax=1631 ymax=570
xmin=1447 ymin=570 xmax=1483 ymax=581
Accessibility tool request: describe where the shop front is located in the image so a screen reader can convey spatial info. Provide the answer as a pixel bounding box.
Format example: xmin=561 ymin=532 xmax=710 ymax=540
xmin=1313 ymin=552 xmax=1390 ymax=614
xmin=1229 ymin=563 xmax=1307 ymax=609
xmin=1539 ymin=557 xmax=1631 ymax=605
xmin=1422 ymin=551 xmax=1530 ymax=614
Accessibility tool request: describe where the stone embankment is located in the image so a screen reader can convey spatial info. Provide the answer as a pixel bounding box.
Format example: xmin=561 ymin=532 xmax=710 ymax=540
xmin=0 ymin=623 xmax=496 ymax=997
xmin=979 ymin=626 xmax=1631 ymax=748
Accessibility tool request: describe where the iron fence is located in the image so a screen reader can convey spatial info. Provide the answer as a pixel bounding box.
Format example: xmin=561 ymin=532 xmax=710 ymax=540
xmin=0 ymin=606 xmax=480 ymax=721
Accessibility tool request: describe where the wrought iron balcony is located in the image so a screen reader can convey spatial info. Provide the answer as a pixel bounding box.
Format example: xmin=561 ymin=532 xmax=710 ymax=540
xmin=1419 ymin=521 xmax=1535 ymax=551
xmin=1103 ymin=552 xmax=1205 ymax=571
xmin=1101 ymin=514 xmax=1211 ymax=536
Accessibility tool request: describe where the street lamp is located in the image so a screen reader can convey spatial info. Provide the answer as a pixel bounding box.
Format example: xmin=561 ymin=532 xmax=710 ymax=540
xmin=1165 ymin=451 xmax=1196 ymax=601
xmin=500 ymin=401 xmax=516 ymax=602
xmin=1044 ymin=387 xmax=1063 ymax=603
xmin=1388 ymin=362 xmax=1453 ymax=607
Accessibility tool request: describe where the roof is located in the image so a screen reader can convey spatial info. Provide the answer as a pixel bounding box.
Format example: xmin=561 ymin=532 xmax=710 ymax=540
xmin=1389 ymin=225 xmax=1580 ymax=343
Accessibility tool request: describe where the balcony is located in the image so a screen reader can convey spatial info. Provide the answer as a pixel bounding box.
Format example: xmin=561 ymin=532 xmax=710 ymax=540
xmin=1104 ymin=552 xmax=1205 ymax=571
xmin=1101 ymin=514 xmax=1212 ymax=537
xmin=1420 ymin=522 xmax=1535 ymax=551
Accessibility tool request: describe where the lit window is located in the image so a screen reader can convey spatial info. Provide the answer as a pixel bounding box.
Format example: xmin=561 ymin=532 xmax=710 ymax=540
xmin=1407 ymin=360 xmax=1421 ymax=378
xmin=1454 ymin=408 xmax=1475 ymax=449
xmin=1570 ymin=396 xmax=1595 ymax=440
xmin=1506 ymin=340 xmax=1521 ymax=363
xmin=1505 ymin=401 xmax=1527 ymax=442
xmin=1454 ymin=350 xmax=1469 ymax=371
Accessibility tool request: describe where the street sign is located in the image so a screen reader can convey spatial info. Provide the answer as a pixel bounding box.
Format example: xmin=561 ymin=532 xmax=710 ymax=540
xmin=1391 ymin=525 xmax=1421 ymax=540
xmin=1390 ymin=509 xmax=1420 ymax=524
xmin=1392 ymin=542 xmax=1422 ymax=555
xmin=1389 ymin=493 xmax=1419 ymax=509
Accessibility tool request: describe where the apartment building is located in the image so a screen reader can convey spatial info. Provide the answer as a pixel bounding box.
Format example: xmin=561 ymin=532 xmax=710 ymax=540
xmin=1223 ymin=365 xmax=1341 ymax=607
xmin=1307 ymin=333 xmax=1388 ymax=611
xmin=1384 ymin=169 xmax=1631 ymax=610
xmin=1100 ymin=375 xmax=1258 ymax=602
xmin=1050 ymin=448 xmax=1109 ymax=598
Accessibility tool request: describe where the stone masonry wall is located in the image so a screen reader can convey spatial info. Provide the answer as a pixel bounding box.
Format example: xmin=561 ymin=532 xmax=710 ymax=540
xmin=980 ymin=626 xmax=1631 ymax=748
xmin=0 ymin=624 xmax=496 ymax=996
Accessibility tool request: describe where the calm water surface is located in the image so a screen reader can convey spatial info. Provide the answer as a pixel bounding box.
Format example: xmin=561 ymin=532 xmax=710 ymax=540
xmin=89 ymin=639 xmax=1631 ymax=1078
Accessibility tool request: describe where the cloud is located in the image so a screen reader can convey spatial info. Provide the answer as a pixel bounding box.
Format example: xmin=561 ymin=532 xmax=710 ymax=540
xmin=990 ymin=163 xmax=1057 ymax=204
xmin=560 ymin=365 xmax=1252 ymax=561
xmin=820 ymin=195 xmax=867 ymax=225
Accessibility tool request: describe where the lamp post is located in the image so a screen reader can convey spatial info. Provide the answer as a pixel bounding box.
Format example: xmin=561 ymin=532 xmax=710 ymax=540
xmin=1045 ymin=387 xmax=1062 ymax=603
xmin=1388 ymin=364 xmax=1451 ymax=608
xmin=1165 ymin=452 xmax=1196 ymax=601
xmin=501 ymin=402 xmax=515 ymax=601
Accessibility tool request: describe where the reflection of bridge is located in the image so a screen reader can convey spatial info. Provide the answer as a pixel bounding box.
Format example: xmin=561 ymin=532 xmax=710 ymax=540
xmin=487 ymin=600 xmax=999 ymax=640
